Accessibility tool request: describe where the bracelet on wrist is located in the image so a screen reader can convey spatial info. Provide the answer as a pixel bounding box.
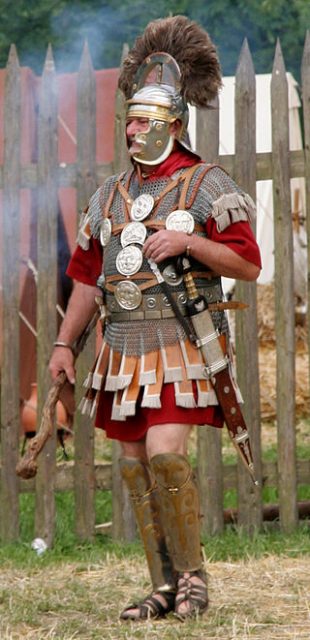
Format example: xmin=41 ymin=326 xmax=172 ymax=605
xmin=53 ymin=341 xmax=75 ymax=355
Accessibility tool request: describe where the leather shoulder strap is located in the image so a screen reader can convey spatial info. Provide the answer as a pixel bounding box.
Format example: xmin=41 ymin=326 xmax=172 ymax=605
xmin=178 ymin=163 xmax=221 ymax=210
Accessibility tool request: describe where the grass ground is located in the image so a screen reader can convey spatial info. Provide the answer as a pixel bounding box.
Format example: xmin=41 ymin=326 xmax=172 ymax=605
xmin=2 ymin=410 xmax=309 ymax=638
xmin=1 ymin=533 xmax=310 ymax=639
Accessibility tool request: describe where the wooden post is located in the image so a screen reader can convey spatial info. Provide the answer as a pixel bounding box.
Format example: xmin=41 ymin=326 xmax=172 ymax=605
xmin=0 ymin=46 xmax=21 ymax=542
xmin=74 ymin=42 xmax=97 ymax=541
xmin=234 ymin=40 xmax=262 ymax=531
xmin=195 ymin=96 xmax=220 ymax=165
xmin=35 ymin=45 xmax=58 ymax=547
xmin=195 ymin=97 xmax=224 ymax=535
xmin=302 ymin=33 xmax=310 ymax=400
xmin=271 ymin=40 xmax=297 ymax=532
xmin=111 ymin=442 xmax=136 ymax=541
xmin=113 ymin=44 xmax=131 ymax=176
xmin=111 ymin=44 xmax=136 ymax=541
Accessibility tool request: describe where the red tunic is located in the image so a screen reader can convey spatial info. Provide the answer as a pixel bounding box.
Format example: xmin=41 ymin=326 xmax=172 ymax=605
xmin=67 ymin=151 xmax=261 ymax=441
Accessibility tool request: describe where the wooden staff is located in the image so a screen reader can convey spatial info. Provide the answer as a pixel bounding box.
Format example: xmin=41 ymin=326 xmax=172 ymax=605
xmin=16 ymin=308 xmax=101 ymax=480
xmin=16 ymin=371 xmax=67 ymax=479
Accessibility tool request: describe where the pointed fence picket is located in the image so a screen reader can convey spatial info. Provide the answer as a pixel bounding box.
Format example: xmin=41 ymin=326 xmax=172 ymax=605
xmin=0 ymin=45 xmax=21 ymax=543
xmin=234 ymin=40 xmax=262 ymax=532
xmin=74 ymin=42 xmax=97 ymax=542
xmin=302 ymin=33 xmax=310 ymax=399
xmin=0 ymin=35 xmax=309 ymax=544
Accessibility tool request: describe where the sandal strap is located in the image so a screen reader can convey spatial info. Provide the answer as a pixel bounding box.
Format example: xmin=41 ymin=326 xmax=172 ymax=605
xmin=175 ymin=571 xmax=208 ymax=616
xmin=120 ymin=589 xmax=176 ymax=620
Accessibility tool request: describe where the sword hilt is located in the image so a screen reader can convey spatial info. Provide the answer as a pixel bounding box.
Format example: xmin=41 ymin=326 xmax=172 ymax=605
xmin=176 ymin=255 xmax=199 ymax=300
xmin=176 ymin=255 xmax=208 ymax=314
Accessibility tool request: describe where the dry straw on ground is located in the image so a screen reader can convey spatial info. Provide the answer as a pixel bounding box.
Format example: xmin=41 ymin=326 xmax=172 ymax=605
xmin=0 ymin=554 xmax=309 ymax=639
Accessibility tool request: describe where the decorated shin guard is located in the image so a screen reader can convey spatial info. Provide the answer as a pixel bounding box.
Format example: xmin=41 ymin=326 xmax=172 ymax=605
xmin=150 ymin=453 xmax=203 ymax=573
xmin=119 ymin=457 xmax=177 ymax=592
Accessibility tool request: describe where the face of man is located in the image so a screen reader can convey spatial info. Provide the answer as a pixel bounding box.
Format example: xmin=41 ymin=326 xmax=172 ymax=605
xmin=126 ymin=118 xmax=150 ymax=156
xmin=126 ymin=117 xmax=181 ymax=167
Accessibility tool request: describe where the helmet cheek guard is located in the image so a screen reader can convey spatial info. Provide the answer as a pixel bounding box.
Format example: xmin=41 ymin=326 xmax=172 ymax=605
xmin=129 ymin=119 xmax=175 ymax=166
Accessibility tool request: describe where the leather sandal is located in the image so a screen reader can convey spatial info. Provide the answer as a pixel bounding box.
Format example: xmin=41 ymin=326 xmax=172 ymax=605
xmin=120 ymin=589 xmax=176 ymax=621
xmin=174 ymin=569 xmax=208 ymax=619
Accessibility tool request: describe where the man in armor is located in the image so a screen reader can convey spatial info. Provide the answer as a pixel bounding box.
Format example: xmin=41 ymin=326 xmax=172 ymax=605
xmin=49 ymin=15 xmax=261 ymax=621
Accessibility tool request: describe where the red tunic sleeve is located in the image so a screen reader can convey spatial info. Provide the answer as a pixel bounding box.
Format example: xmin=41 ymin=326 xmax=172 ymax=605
xmin=66 ymin=237 xmax=103 ymax=286
xmin=206 ymin=217 xmax=262 ymax=268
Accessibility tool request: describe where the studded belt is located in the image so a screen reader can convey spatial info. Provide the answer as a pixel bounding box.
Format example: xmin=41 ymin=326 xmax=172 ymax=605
xmin=107 ymin=287 xmax=223 ymax=322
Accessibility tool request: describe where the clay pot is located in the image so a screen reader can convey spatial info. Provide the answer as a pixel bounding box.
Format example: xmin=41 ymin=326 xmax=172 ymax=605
xmin=21 ymin=382 xmax=68 ymax=436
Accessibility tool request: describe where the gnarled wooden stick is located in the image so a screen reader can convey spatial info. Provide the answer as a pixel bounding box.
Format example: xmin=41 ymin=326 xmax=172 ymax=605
xmin=16 ymin=371 xmax=67 ymax=479
xmin=15 ymin=308 xmax=102 ymax=480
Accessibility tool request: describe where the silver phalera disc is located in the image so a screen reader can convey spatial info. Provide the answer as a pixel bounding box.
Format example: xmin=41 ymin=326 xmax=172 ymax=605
xmin=100 ymin=218 xmax=112 ymax=247
xmin=162 ymin=263 xmax=183 ymax=287
xmin=121 ymin=221 xmax=147 ymax=248
xmin=115 ymin=280 xmax=142 ymax=310
xmin=130 ymin=194 xmax=154 ymax=221
xmin=165 ymin=210 xmax=195 ymax=234
xmin=116 ymin=245 xmax=143 ymax=276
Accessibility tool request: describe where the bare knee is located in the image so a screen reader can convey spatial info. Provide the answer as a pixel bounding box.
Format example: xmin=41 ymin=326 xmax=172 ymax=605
xmin=120 ymin=439 xmax=147 ymax=462
xmin=146 ymin=423 xmax=192 ymax=460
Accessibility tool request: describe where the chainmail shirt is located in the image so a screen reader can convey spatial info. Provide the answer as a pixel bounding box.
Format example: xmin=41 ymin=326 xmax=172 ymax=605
xmin=81 ymin=164 xmax=254 ymax=356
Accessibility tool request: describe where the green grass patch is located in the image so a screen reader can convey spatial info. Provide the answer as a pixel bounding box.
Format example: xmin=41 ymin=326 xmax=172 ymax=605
xmin=1 ymin=523 xmax=310 ymax=569
xmin=0 ymin=489 xmax=310 ymax=570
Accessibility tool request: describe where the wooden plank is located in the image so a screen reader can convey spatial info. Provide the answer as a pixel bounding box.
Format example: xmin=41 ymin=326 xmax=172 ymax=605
xmin=3 ymin=150 xmax=303 ymax=191
xmin=0 ymin=45 xmax=21 ymax=542
xmin=301 ymin=33 xmax=310 ymax=404
xmin=35 ymin=46 xmax=58 ymax=548
xmin=111 ymin=442 xmax=136 ymax=541
xmin=271 ymin=40 xmax=298 ymax=532
xmin=196 ymin=98 xmax=224 ymax=535
xmin=113 ymin=44 xmax=131 ymax=175
xmin=197 ymin=427 xmax=224 ymax=534
xmin=195 ymin=95 xmax=220 ymax=164
xmin=110 ymin=44 xmax=135 ymax=541
xmin=11 ymin=457 xmax=310 ymax=493
xmin=234 ymin=40 xmax=262 ymax=530
xmin=74 ymin=42 xmax=97 ymax=541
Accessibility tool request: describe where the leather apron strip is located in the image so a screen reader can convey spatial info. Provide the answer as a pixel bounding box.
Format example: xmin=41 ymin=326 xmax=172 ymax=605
xmin=141 ymin=353 xmax=164 ymax=409
xmin=139 ymin=350 xmax=158 ymax=385
xmin=161 ymin=343 xmax=183 ymax=383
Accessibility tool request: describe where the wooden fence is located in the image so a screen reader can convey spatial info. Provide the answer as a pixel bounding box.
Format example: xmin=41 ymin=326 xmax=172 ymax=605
xmin=0 ymin=34 xmax=309 ymax=545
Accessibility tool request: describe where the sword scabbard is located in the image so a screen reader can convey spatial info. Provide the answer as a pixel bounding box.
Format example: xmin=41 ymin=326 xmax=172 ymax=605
xmin=181 ymin=263 xmax=258 ymax=485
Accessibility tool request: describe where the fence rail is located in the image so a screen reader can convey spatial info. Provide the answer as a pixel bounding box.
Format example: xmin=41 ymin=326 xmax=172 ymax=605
xmin=0 ymin=34 xmax=309 ymax=544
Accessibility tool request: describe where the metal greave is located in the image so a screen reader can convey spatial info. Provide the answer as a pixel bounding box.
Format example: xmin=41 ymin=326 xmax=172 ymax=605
xmin=119 ymin=456 xmax=177 ymax=592
xmin=150 ymin=452 xmax=203 ymax=572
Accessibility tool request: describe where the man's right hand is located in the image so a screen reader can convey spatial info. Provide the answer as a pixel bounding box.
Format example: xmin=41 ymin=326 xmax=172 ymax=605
xmin=49 ymin=345 xmax=76 ymax=385
xmin=49 ymin=346 xmax=76 ymax=417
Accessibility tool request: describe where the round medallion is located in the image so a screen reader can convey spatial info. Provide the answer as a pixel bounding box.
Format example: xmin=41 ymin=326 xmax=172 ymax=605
xmin=100 ymin=218 xmax=112 ymax=247
xmin=162 ymin=264 xmax=183 ymax=287
xmin=166 ymin=210 xmax=195 ymax=234
xmin=130 ymin=194 xmax=154 ymax=221
xmin=121 ymin=221 xmax=147 ymax=248
xmin=116 ymin=245 xmax=143 ymax=276
xmin=115 ymin=281 xmax=142 ymax=310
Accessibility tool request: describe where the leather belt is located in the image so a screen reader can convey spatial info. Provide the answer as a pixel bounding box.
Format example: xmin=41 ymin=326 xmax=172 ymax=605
xmin=107 ymin=287 xmax=224 ymax=322
xmin=108 ymin=307 xmax=184 ymax=321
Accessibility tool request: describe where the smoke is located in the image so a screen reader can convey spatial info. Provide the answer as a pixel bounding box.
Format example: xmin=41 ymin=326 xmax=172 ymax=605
xmin=1 ymin=1 xmax=306 ymax=81
xmin=47 ymin=1 xmax=183 ymax=73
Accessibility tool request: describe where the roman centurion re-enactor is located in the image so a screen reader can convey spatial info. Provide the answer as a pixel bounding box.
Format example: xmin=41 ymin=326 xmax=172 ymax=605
xmin=49 ymin=15 xmax=261 ymax=621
